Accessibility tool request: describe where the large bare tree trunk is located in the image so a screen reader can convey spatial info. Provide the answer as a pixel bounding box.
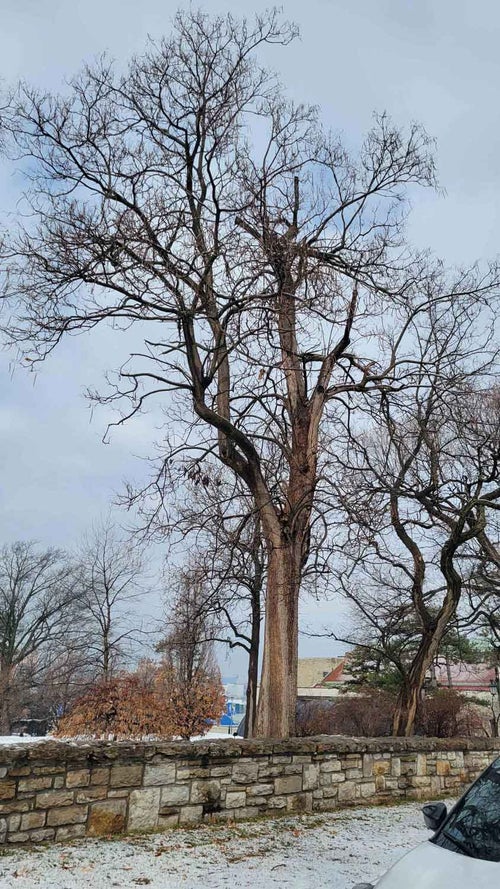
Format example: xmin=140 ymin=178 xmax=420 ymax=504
xmin=256 ymin=542 xmax=300 ymax=738
xmin=392 ymin=621 xmax=452 ymax=736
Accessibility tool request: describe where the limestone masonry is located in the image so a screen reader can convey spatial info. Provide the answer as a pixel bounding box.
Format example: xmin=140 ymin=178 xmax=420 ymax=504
xmin=0 ymin=735 xmax=498 ymax=845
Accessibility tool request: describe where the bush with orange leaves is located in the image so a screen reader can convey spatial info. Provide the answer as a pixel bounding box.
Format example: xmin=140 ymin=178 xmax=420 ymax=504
xmin=54 ymin=659 xmax=225 ymax=740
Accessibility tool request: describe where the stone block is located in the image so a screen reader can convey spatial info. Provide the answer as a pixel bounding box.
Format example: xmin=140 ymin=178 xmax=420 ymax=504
xmin=18 ymin=777 xmax=52 ymax=793
xmin=343 ymin=755 xmax=362 ymax=767
xmin=245 ymin=796 xmax=269 ymax=807
xmin=0 ymin=800 xmax=30 ymax=815
xmin=179 ymin=805 xmax=203 ymax=825
xmin=47 ymin=805 xmax=88 ymax=827
xmin=267 ymin=795 xmax=287 ymax=809
xmin=127 ymin=788 xmax=161 ymax=831
xmin=143 ymin=763 xmax=176 ymax=786
xmin=360 ymin=782 xmax=376 ymax=798
xmin=0 ymin=781 xmax=16 ymax=800
xmin=20 ymin=812 xmax=46 ymax=831
xmin=66 ymin=770 xmax=91 ymax=788
xmin=320 ymin=759 xmax=342 ymax=772
xmin=35 ymin=791 xmax=73 ymax=809
xmin=29 ymin=828 xmax=55 ymax=842
xmin=257 ymin=764 xmax=282 ymax=779
xmin=191 ymin=779 xmax=221 ymax=806
xmin=391 ymin=758 xmax=401 ymax=778
xmin=246 ymin=783 xmax=273 ymax=798
xmin=416 ymin=754 xmax=427 ymax=776
xmin=436 ymin=760 xmax=451 ymax=777
xmin=363 ymin=755 xmax=374 ymax=778
xmin=430 ymin=776 xmax=441 ymax=794
xmin=373 ymin=761 xmax=390 ymax=777
xmin=31 ymin=766 xmax=61 ymax=776
xmin=7 ymin=815 xmax=20 ymax=832
xmin=231 ymin=761 xmax=259 ymax=783
xmin=90 ymin=767 xmax=110 ymax=785
xmin=225 ymin=791 xmax=246 ymax=809
xmin=303 ymin=764 xmax=319 ymax=790
xmin=75 ymin=787 xmax=107 ymax=803
xmin=411 ymin=776 xmax=431 ymax=788
xmin=88 ymin=799 xmax=127 ymax=836
xmin=110 ymin=763 xmax=143 ymax=788
xmin=56 ymin=824 xmax=86 ymax=841
xmin=338 ymin=781 xmax=356 ymax=802
xmin=274 ymin=775 xmax=302 ymax=795
xmin=209 ymin=767 xmax=232 ymax=778
xmin=286 ymin=792 xmax=312 ymax=814
xmin=8 ymin=831 xmax=33 ymax=843
xmin=161 ymin=784 xmax=190 ymax=806
xmin=53 ymin=777 xmax=65 ymax=789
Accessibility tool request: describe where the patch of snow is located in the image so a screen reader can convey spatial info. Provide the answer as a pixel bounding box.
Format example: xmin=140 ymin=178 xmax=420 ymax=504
xmin=0 ymin=798 xmax=456 ymax=888
xmin=0 ymin=736 xmax=48 ymax=745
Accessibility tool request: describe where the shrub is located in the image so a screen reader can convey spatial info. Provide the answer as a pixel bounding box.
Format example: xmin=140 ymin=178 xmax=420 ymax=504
xmin=418 ymin=689 xmax=488 ymax=738
xmin=295 ymin=700 xmax=336 ymax=736
xmin=296 ymin=689 xmax=395 ymax=737
xmin=55 ymin=660 xmax=225 ymax=740
xmin=332 ymin=688 xmax=396 ymax=736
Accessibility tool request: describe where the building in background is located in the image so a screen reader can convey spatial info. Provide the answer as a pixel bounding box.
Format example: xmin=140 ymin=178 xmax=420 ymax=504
xmin=297 ymin=657 xmax=352 ymax=699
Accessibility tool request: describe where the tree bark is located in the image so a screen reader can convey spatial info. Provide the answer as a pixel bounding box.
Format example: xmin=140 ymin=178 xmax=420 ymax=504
xmin=244 ymin=584 xmax=261 ymax=739
xmin=392 ymin=619 xmax=451 ymax=736
xmin=256 ymin=540 xmax=300 ymax=738
xmin=0 ymin=668 xmax=12 ymax=735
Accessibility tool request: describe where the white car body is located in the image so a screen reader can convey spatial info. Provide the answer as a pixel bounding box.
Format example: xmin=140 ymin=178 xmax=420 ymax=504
xmin=375 ymin=838 xmax=498 ymax=888
xmin=355 ymin=754 xmax=500 ymax=889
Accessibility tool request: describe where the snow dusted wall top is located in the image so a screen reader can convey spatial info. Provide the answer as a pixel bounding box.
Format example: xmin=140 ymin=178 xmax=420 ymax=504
xmin=0 ymin=735 xmax=498 ymax=846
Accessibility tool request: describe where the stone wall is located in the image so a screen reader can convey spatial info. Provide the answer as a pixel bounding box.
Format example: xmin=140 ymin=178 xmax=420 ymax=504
xmin=0 ymin=735 xmax=499 ymax=845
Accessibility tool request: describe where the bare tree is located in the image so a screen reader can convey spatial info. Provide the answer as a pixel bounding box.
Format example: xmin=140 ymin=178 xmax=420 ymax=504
xmin=159 ymin=563 xmax=219 ymax=683
xmin=150 ymin=469 xmax=264 ymax=737
xmin=2 ymin=9 xmax=499 ymax=735
xmin=330 ymin=301 xmax=500 ymax=735
xmin=0 ymin=541 xmax=76 ymax=733
xmin=75 ymin=522 xmax=147 ymax=676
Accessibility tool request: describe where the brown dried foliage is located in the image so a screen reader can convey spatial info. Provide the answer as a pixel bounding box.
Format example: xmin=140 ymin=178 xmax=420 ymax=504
xmin=54 ymin=660 xmax=225 ymax=740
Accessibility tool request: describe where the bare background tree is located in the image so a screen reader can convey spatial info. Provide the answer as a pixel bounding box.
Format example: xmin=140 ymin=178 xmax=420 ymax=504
xmin=159 ymin=563 xmax=219 ymax=686
xmin=328 ymin=300 xmax=500 ymax=735
xmin=144 ymin=468 xmax=264 ymax=737
xmin=2 ymin=9 xmax=500 ymax=735
xmin=75 ymin=521 xmax=148 ymax=676
xmin=0 ymin=541 xmax=76 ymax=733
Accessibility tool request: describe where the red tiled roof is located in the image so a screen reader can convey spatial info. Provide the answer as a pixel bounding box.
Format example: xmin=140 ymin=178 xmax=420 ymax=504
xmin=434 ymin=662 xmax=496 ymax=690
xmin=315 ymin=661 xmax=346 ymax=685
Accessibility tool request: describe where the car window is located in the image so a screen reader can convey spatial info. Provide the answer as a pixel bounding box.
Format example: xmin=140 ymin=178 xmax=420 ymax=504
xmin=433 ymin=758 xmax=500 ymax=862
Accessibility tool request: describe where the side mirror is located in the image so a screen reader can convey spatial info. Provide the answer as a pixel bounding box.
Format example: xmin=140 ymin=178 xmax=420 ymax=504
xmin=422 ymin=802 xmax=447 ymax=831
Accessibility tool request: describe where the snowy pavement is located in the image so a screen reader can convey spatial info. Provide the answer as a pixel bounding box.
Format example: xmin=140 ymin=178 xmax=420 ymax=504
xmin=0 ymin=798 xmax=455 ymax=889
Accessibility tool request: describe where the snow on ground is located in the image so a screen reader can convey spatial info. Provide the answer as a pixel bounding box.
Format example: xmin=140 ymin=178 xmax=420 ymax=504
xmin=0 ymin=798 xmax=456 ymax=889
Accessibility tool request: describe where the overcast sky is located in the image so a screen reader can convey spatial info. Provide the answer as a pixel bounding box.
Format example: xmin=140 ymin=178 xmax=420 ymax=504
xmin=1 ymin=0 xmax=499 ymax=675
